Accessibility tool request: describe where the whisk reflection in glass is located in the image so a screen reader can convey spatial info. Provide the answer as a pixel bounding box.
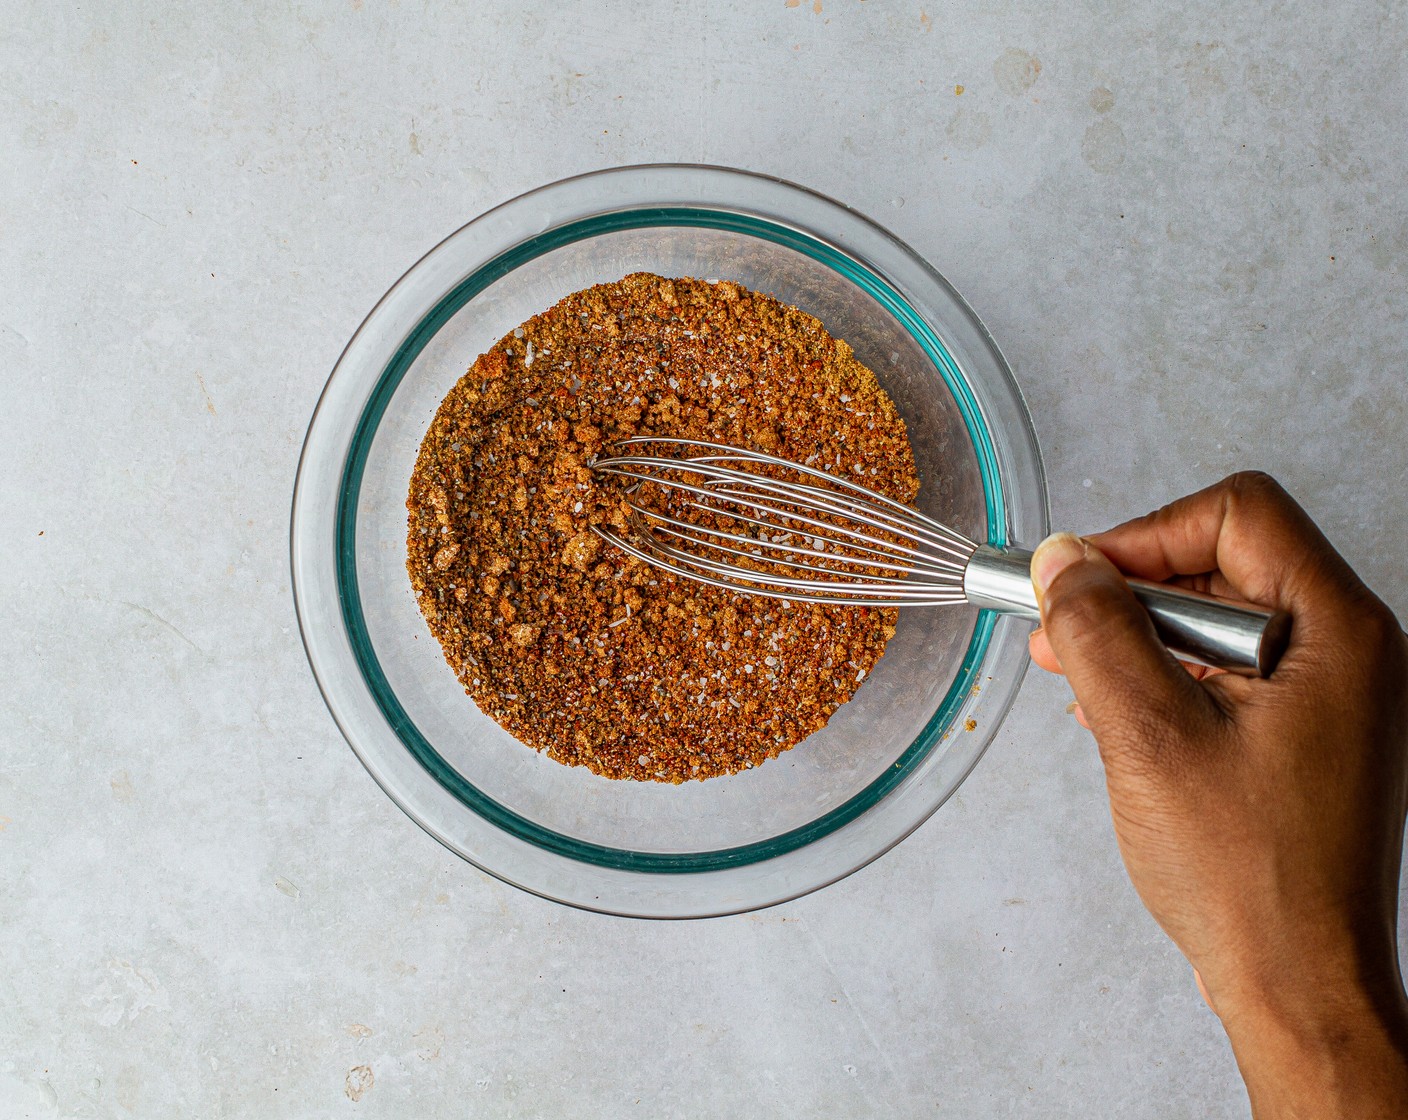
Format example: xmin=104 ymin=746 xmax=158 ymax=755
xmin=591 ymin=438 xmax=1290 ymax=677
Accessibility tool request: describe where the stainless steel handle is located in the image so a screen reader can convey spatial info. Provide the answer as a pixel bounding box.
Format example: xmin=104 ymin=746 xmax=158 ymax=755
xmin=962 ymin=544 xmax=1291 ymax=678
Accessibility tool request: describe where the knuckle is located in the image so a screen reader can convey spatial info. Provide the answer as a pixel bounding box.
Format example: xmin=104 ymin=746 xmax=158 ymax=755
xmin=1360 ymin=596 xmax=1401 ymax=638
xmin=1356 ymin=597 xmax=1408 ymax=669
xmin=1224 ymin=469 xmax=1287 ymax=508
xmin=1308 ymin=585 xmax=1407 ymax=672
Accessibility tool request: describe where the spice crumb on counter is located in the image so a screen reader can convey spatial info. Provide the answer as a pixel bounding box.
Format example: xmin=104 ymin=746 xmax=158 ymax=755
xmin=406 ymin=272 xmax=918 ymax=782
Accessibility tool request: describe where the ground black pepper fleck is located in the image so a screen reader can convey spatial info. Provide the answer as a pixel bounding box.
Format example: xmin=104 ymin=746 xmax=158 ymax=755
xmin=406 ymin=273 xmax=919 ymax=782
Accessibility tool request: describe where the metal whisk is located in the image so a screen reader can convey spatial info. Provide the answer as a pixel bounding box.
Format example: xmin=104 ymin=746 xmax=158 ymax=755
xmin=591 ymin=438 xmax=1290 ymax=677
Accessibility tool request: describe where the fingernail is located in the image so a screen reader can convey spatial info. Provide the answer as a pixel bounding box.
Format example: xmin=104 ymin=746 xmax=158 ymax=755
xmin=1031 ymin=532 xmax=1087 ymax=601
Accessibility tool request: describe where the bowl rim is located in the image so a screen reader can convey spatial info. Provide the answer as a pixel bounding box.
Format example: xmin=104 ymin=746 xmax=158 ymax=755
xmin=291 ymin=163 xmax=1048 ymax=916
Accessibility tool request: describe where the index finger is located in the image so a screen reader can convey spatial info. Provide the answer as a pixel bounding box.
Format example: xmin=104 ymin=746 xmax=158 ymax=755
xmin=1086 ymin=471 xmax=1363 ymax=621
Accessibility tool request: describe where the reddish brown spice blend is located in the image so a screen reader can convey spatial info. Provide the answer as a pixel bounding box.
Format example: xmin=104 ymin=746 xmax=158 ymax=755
xmin=406 ymin=273 xmax=919 ymax=782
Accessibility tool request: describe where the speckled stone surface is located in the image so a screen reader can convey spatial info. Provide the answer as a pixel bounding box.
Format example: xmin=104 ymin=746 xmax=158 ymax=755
xmin=3 ymin=2 xmax=1406 ymax=1117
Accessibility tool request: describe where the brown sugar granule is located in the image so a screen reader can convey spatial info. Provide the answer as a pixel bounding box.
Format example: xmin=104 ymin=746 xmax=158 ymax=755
xmin=406 ymin=272 xmax=919 ymax=782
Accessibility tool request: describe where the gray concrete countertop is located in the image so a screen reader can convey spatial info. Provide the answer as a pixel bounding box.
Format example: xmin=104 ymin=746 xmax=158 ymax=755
xmin=4 ymin=2 xmax=1405 ymax=1116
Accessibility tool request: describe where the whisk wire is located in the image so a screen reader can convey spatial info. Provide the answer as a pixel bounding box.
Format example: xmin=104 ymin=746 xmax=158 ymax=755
xmin=700 ymin=477 xmax=973 ymax=565
xmin=692 ymin=456 xmax=975 ymax=558
xmin=590 ymin=437 xmax=980 ymax=608
xmin=668 ymin=495 xmax=965 ymax=580
xmin=611 ymin=441 xmax=975 ymax=551
xmin=598 ymin=524 xmax=970 ymax=607
xmin=672 ymin=474 xmax=962 ymax=576
xmin=646 ymin=515 xmax=949 ymax=586
xmin=616 ymin=439 xmax=973 ymax=542
xmin=594 ymin=456 xmax=971 ymax=570
xmin=637 ymin=532 xmax=966 ymax=601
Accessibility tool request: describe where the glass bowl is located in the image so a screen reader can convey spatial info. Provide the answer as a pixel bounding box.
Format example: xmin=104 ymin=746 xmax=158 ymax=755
xmin=291 ymin=165 xmax=1046 ymax=918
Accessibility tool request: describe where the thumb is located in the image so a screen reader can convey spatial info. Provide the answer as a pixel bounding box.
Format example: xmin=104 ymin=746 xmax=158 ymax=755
xmin=1031 ymin=532 xmax=1219 ymax=754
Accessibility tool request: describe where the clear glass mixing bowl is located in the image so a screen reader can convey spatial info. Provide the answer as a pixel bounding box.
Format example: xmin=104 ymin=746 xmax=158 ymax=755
xmin=291 ymin=165 xmax=1047 ymax=917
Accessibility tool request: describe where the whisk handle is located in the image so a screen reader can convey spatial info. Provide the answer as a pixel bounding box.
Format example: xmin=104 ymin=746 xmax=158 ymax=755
xmin=963 ymin=545 xmax=1290 ymax=678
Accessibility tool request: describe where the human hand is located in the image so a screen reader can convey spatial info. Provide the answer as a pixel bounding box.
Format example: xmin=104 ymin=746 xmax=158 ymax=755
xmin=1027 ymin=472 xmax=1408 ymax=1118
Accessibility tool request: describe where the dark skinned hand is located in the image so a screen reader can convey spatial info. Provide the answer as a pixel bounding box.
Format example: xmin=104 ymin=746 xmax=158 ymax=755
xmin=1027 ymin=472 xmax=1408 ymax=1119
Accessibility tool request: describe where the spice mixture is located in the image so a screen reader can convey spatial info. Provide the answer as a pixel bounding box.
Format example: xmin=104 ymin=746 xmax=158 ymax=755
xmin=406 ymin=272 xmax=919 ymax=782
